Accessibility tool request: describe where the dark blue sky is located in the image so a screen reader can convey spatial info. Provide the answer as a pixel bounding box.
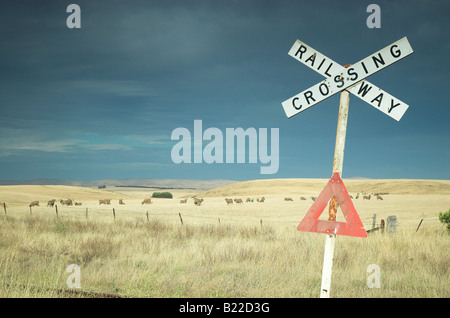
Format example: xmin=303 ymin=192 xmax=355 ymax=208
xmin=0 ymin=0 xmax=448 ymax=181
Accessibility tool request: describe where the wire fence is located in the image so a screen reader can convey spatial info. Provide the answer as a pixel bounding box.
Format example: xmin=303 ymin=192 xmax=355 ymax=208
xmin=1 ymin=201 xmax=438 ymax=233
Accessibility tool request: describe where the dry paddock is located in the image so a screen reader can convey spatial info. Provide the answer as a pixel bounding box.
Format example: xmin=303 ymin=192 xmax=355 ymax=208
xmin=4 ymin=192 xmax=448 ymax=231
xmin=0 ymin=185 xmax=449 ymax=297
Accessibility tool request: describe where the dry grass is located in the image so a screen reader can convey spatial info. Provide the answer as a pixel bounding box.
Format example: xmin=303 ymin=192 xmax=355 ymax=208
xmin=0 ymin=180 xmax=449 ymax=298
xmin=0 ymin=213 xmax=448 ymax=298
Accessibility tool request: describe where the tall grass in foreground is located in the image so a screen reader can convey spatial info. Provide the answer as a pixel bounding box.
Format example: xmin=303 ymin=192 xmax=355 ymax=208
xmin=0 ymin=215 xmax=448 ymax=297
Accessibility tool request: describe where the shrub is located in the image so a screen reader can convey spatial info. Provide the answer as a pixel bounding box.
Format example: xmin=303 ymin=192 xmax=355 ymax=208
xmin=439 ymin=209 xmax=450 ymax=232
xmin=152 ymin=192 xmax=173 ymax=199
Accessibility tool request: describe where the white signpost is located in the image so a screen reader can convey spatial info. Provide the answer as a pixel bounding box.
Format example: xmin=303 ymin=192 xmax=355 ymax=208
xmin=281 ymin=37 xmax=413 ymax=298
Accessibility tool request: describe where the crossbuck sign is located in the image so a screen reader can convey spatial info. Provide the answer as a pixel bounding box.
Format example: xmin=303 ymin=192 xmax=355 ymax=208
xmin=282 ymin=37 xmax=413 ymax=298
xmin=282 ymin=37 xmax=413 ymax=121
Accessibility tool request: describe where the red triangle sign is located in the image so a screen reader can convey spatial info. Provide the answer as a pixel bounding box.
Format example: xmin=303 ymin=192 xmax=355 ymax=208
xmin=298 ymin=172 xmax=367 ymax=237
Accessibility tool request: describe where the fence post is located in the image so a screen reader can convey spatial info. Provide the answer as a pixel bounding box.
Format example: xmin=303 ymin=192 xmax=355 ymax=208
xmin=55 ymin=205 xmax=58 ymax=218
xmin=113 ymin=208 xmax=116 ymax=220
xmin=179 ymin=213 xmax=184 ymax=225
xmin=29 ymin=206 xmax=32 ymax=215
xmin=146 ymin=211 xmax=149 ymax=222
xmin=372 ymin=214 xmax=376 ymax=231
xmin=3 ymin=202 xmax=6 ymax=216
xmin=416 ymin=219 xmax=424 ymax=232
xmin=380 ymin=219 xmax=385 ymax=234
xmin=86 ymin=207 xmax=88 ymax=219
xmin=386 ymin=215 xmax=397 ymax=234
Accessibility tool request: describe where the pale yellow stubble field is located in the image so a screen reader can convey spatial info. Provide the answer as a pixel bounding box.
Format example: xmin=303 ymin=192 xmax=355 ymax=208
xmin=0 ymin=179 xmax=449 ymax=298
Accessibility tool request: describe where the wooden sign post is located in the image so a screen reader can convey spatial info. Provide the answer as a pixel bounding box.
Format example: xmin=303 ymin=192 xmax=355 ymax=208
xmin=321 ymin=86 xmax=350 ymax=298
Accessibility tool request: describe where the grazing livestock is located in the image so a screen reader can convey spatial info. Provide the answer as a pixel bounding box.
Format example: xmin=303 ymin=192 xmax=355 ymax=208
xmin=225 ymin=198 xmax=233 ymax=205
xmin=74 ymin=202 xmax=82 ymax=206
xmin=257 ymin=197 xmax=265 ymax=202
xmin=194 ymin=198 xmax=204 ymax=206
xmin=311 ymin=196 xmax=317 ymax=201
xmin=300 ymin=197 xmax=306 ymax=200
xmin=180 ymin=198 xmax=187 ymax=204
xmin=284 ymin=197 xmax=293 ymax=201
xmin=29 ymin=201 xmax=39 ymax=207
xmin=376 ymin=195 xmax=383 ymax=200
xmin=141 ymin=198 xmax=152 ymax=205
xmin=234 ymin=198 xmax=243 ymax=204
xmin=60 ymin=199 xmax=73 ymax=206
xmin=99 ymin=199 xmax=111 ymax=205
xmin=47 ymin=199 xmax=56 ymax=207
xmin=119 ymin=199 xmax=125 ymax=205
xmin=363 ymin=195 xmax=371 ymax=200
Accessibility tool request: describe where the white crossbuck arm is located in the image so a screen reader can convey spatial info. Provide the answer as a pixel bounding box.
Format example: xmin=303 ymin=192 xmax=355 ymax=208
xmin=282 ymin=37 xmax=413 ymax=121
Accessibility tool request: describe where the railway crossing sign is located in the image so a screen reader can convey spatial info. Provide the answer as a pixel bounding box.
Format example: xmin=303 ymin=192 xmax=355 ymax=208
xmin=282 ymin=37 xmax=413 ymax=121
xmin=282 ymin=37 xmax=414 ymax=298
xmin=297 ymin=172 xmax=366 ymax=238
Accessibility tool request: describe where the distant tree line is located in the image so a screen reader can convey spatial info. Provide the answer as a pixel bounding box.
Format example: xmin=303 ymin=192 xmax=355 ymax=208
xmin=151 ymin=192 xmax=173 ymax=199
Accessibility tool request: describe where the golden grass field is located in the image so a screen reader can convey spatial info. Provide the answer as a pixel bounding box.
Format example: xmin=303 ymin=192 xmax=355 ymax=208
xmin=0 ymin=178 xmax=449 ymax=298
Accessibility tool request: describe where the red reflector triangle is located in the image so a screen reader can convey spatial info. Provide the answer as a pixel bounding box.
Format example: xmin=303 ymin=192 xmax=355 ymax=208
xmin=298 ymin=172 xmax=367 ymax=237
